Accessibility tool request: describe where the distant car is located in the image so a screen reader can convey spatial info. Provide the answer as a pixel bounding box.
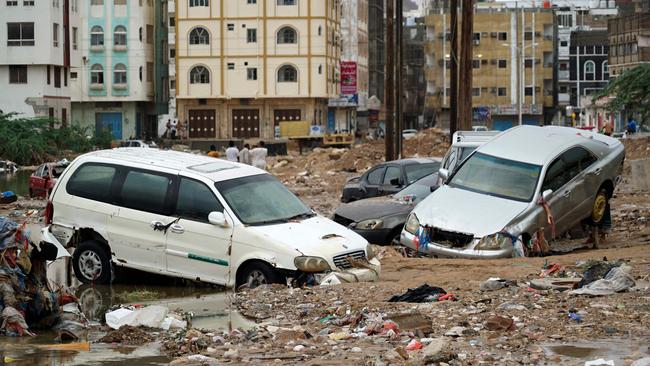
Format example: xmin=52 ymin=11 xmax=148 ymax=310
xmin=401 ymin=126 xmax=625 ymax=259
xmin=29 ymin=161 xmax=69 ymax=198
xmin=341 ymin=158 xmax=442 ymax=203
xmin=437 ymin=130 xmax=500 ymax=186
xmin=402 ymin=129 xmax=418 ymax=140
xmin=123 ymin=140 xmax=157 ymax=148
xmin=472 ymin=125 xmax=489 ymax=132
xmin=334 ymin=173 xmax=440 ymax=245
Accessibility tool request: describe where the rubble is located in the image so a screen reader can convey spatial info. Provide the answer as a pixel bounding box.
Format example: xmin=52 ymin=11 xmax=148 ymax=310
xmin=97 ymin=325 xmax=155 ymax=346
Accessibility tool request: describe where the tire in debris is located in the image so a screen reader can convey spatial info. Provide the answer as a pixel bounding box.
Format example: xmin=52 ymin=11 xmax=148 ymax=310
xmin=72 ymin=240 xmax=112 ymax=284
xmin=236 ymin=261 xmax=283 ymax=289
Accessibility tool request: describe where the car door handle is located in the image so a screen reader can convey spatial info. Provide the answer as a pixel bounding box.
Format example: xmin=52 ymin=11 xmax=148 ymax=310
xmin=150 ymin=220 xmax=164 ymax=229
xmin=563 ymin=190 xmax=571 ymax=198
xmin=170 ymin=223 xmax=184 ymax=234
xmin=593 ymin=168 xmax=602 ymax=176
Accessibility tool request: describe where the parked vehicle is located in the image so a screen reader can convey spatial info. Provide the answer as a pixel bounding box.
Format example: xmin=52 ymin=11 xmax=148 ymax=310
xmin=401 ymin=125 xmax=625 ymax=259
xmin=437 ymin=130 xmax=500 ymax=186
xmin=29 ymin=161 xmax=69 ymax=198
xmin=333 ymin=173 xmax=440 ymax=245
xmin=0 ymin=161 xmax=17 ymax=174
xmin=341 ymin=158 xmax=442 ymax=203
xmin=45 ymin=149 xmax=370 ymax=288
xmin=472 ymin=125 xmax=489 ymax=132
xmin=402 ymin=129 xmax=418 ymax=140
xmin=123 ymin=140 xmax=157 ymax=148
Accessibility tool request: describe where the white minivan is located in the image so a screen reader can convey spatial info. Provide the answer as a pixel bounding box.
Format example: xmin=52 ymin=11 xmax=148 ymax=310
xmin=45 ymin=149 xmax=370 ymax=288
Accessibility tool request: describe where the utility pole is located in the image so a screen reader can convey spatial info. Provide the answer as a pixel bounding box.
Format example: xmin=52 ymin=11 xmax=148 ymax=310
xmin=385 ymin=0 xmax=395 ymax=161
xmin=458 ymin=0 xmax=474 ymax=131
xmin=449 ymin=0 xmax=458 ymax=137
xmin=396 ymin=0 xmax=403 ymax=158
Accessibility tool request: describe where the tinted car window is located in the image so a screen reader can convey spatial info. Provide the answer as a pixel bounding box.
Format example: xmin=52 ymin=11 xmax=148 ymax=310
xmin=405 ymin=162 xmax=441 ymax=183
xmin=366 ymin=167 xmax=385 ymax=185
xmin=394 ymin=174 xmax=439 ymax=203
xmin=35 ymin=165 xmax=45 ymax=177
xmin=459 ymin=147 xmax=477 ymax=162
xmin=175 ymin=178 xmax=224 ymax=223
xmin=563 ymin=146 xmax=598 ymax=181
xmin=383 ymin=166 xmax=402 ymax=185
xmin=119 ymin=170 xmax=171 ymax=214
xmin=67 ymin=164 xmax=117 ymax=203
xmin=542 ymin=158 xmax=568 ymax=192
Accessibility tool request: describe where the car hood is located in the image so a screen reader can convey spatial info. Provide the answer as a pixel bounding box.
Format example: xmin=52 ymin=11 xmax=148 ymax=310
xmin=247 ymin=215 xmax=368 ymax=256
xmin=335 ymin=196 xmax=413 ymax=222
xmin=413 ymin=185 xmax=530 ymax=238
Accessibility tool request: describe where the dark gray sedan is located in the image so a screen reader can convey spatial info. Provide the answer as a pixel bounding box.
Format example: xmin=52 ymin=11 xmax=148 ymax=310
xmin=333 ymin=173 xmax=440 ymax=245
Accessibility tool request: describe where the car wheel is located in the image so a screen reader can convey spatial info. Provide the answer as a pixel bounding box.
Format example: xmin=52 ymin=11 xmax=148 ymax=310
xmin=590 ymin=188 xmax=609 ymax=224
xmin=72 ymin=241 xmax=112 ymax=284
xmin=237 ymin=261 xmax=283 ymax=289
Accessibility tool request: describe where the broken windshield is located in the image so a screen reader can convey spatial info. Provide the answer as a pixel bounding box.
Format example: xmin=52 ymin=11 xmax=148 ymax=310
xmin=448 ymin=152 xmax=541 ymax=202
xmin=214 ymin=174 xmax=313 ymax=226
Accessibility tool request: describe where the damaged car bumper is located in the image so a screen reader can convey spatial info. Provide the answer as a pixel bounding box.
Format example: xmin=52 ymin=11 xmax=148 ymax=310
xmin=400 ymin=230 xmax=514 ymax=259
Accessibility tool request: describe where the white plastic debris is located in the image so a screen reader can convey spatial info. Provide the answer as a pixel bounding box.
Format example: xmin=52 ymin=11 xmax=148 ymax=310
xmin=105 ymin=308 xmax=134 ymax=329
xmin=105 ymin=305 xmax=186 ymax=330
xmin=570 ymin=265 xmax=636 ymax=296
xmin=584 ymin=359 xmax=615 ymax=366
xmin=320 ymin=258 xmax=380 ymax=286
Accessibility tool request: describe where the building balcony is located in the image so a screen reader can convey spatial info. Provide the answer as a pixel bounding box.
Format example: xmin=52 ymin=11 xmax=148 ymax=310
xmin=114 ymin=45 xmax=127 ymax=52
xmin=90 ymin=83 xmax=104 ymax=90
xmin=558 ymin=93 xmax=570 ymax=104
xmin=113 ymin=83 xmax=127 ymax=90
xmin=558 ymin=70 xmax=570 ymax=80
xmin=90 ymin=45 xmax=104 ymax=52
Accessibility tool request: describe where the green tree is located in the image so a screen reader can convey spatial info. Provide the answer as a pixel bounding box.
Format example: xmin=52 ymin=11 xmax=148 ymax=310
xmin=598 ymin=63 xmax=650 ymax=125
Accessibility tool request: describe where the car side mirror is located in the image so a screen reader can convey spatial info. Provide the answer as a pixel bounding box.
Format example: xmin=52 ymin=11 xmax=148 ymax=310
xmin=390 ymin=178 xmax=402 ymax=186
xmin=430 ymin=185 xmax=438 ymax=192
xmin=541 ymin=189 xmax=553 ymax=202
xmin=208 ymin=211 xmax=229 ymax=227
xmin=438 ymin=168 xmax=449 ymax=181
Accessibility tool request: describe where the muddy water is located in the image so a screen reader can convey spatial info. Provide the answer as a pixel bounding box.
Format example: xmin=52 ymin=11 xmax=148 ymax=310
xmin=542 ymin=338 xmax=650 ymax=365
xmin=0 ymin=170 xmax=32 ymax=197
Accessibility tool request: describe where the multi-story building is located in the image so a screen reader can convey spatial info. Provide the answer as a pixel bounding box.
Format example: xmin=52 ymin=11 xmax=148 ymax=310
xmin=157 ymin=0 xmax=178 ymax=136
xmin=608 ymin=12 xmax=650 ymax=77
xmin=403 ymin=16 xmax=426 ymax=129
xmin=175 ymin=0 xmax=340 ymax=140
xmin=570 ymin=30 xmax=610 ymax=111
xmin=0 ymin=0 xmax=80 ymax=122
xmin=340 ymin=0 xmax=369 ymax=130
xmin=70 ymin=0 xmax=168 ymax=140
xmin=368 ymin=0 xmax=384 ymax=103
xmin=425 ymin=5 xmax=557 ymax=130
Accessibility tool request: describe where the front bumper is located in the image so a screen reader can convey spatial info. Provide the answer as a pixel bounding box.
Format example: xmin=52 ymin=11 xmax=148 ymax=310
xmin=399 ymin=230 xmax=513 ymax=259
xmin=353 ymin=228 xmax=395 ymax=246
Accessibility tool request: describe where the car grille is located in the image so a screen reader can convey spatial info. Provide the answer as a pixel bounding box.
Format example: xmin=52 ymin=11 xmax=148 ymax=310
xmin=333 ymin=214 xmax=355 ymax=228
xmin=333 ymin=250 xmax=367 ymax=270
xmin=430 ymin=228 xmax=474 ymax=248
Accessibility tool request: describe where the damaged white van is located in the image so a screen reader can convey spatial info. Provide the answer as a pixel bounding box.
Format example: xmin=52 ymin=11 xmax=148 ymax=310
xmin=44 ymin=149 xmax=371 ymax=288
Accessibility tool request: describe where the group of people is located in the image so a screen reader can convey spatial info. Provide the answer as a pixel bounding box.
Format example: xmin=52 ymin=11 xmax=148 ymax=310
xmin=164 ymin=119 xmax=188 ymax=140
xmin=208 ymin=141 xmax=268 ymax=170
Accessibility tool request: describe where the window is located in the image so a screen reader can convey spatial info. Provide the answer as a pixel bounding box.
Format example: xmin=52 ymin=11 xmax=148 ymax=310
xmin=53 ymin=23 xmax=59 ymax=47
xmin=24 ymin=0 xmax=34 ymax=5
xmin=472 ymin=32 xmax=480 ymax=44
xmin=277 ymin=0 xmax=295 ymax=4
xmin=67 ymin=164 xmax=117 ymax=203
xmin=47 ymin=65 xmax=50 ymax=84
xmin=170 ymin=79 xmax=176 ymax=89
xmin=383 ymin=166 xmax=402 ymax=186
xmin=114 ymin=26 xmax=127 ymax=46
xmin=72 ymin=27 xmax=78 ymax=50
xmin=119 ymin=170 xmax=171 ymax=214
xmin=602 ymin=61 xmax=609 ymax=79
xmin=147 ymin=62 xmax=153 ymax=82
xmin=175 ymin=178 xmax=224 ymax=223
xmin=525 ymin=87 xmax=533 ymax=96
xmin=472 ymin=59 xmax=480 ymax=69
xmin=70 ymin=72 xmax=78 ymax=79
xmin=54 ymin=66 xmax=61 ymax=88
xmin=318 ymin=64 xmax=322 ymax=74
xmin=247 ymin=0 xmax=256 ymax=3
xmin=366 ymin=167 xmax=385 ymax=185
xmin=277 ymin=65 xmax=297 ymax=82
xmin=169 ymin=17 xmax=175 ymax=27
xmin=405 ymin=163 xmax=440 ymax=184
xmin=563 ymin=147 xmax=597 ymax=180
xmin=6 ymin=0 xmax=17 ymax=5
xmin=113 ymin=64 xmax=127 ymax=84
xmin=190 ymin=65 xmax=210 ymax=84
xmin=189 ymin=0 xmax=207 ymax=6
xmin=247 ymin=28 xmax=257 ymax=43
xmin=247 ymin=67 xmax=257 ymax=80
xmin=146 ymin=24 xmax=153 ymax=44
xmin=498 ymin=59 xmax=507 ymax=69
xmin=498 ymin=32 xmax=507 ymax=41
xmin=114 ymin=0 xmax=126 ymax=4
xmin=584 ymin=60 xmax=595 ymax=80
xmin=227 ymin=23 xmax=235 ymax=31
xmin=560 ymin=40 xmax=568 ymax=47
xmin=90 ymin=26 xmax=104 ymax=46
xmin=9 ymin=65 xmax=27 ymax=84
xmin=472 ymin=88 xmax=480 ymax=97
xmin=277 ymin=27 xmax=297 ymax=44
xmin=189 ymin=27 xmax=209 ymax=45
xmin=91 ymin=64 xmax=104 ymax=84
xmin=318 ymin=26 xmax=322 ymax=36
xmin=64 ymin=68 xmax=67 ymax=86
xmin=524 ymin=31 xmax=533 ymax=41
xmin=542 ymin=158 xmax=568 ymax=192
xmin=7 ymin=23 xmax=35 ymax=46
xmin=524 ymin=59 xmax=533 ymax=68
xmin=91 ymin=0 xmax=103 ymax=4
xmin=227 ymin=63 xmax=235 ymax=70
xmin=497 ymin=87 xmax=507 ymax=96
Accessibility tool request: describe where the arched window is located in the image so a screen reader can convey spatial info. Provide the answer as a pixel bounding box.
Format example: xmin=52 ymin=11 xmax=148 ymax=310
xmin=190 ymin=65 xmax=210 ymax=84
xmin=277 ymin=65 xmax=297 ymax=82
xmin=277 ymin=27 xmax=297 ymax=44
xmin=584 ymin=60 xmax=595 ymax=80
xmin=189 ymin=0 xmax=207 ymax=7
xmin=90 ymin=26 xmax=104 ymax=46
xmin=114 ymin=25 xmax=127 ymax=46
xmin=90 ymin=64 xmax=104 ymax=84
xmin=113 ymin=63 xmax=127 ymax=84
xmin=602 ymin=61 xmax=609 ymax=79
xmin=189 ymin=27 xmax=209 ymax=45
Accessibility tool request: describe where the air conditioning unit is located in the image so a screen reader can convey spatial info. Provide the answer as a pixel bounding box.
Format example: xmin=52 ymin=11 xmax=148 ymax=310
xmin=481 ymin=87 xmax=488 ymax=92
xmin=535 ymin=31 xmax=541 ymax=37
xmin=473 ymin=40 xmax=480 ymax=46
xmin=535 ymin=86 xmax=541 ymax=92
xmin=490 ymin=87 xmax=497 ymax=94
xmin=481 ymin=59 xmax=488 ymax=65
xmin=490 ymin=32 xmax=497 ymax=38
xmin=490 ymin=59 xmax=497 ymax=65
xmin=482 ymin=32 xmax=489 ymax=37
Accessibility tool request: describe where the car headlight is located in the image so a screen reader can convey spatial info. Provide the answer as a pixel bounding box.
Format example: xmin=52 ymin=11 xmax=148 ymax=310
xmin=294 ymin=256 xmax=331 ymax=272
xmin=475 ymin=233 xmax=512 ymax=251
xmin=366 ymin=243 xmax=378 ymax=260
xmin=356 ymin=219 xmax=383 ymax=230
xmin=405 ymin=213 xmax=420 ymax=235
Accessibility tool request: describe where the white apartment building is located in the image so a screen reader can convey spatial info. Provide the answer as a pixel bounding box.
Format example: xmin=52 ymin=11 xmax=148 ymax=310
xmin=176 ymin=0 xmax=341 ymax=140
xmin=340 ymin=0 xmax=369 ymax=129
xmin=0 ymin=0 xmax=81 ymax=122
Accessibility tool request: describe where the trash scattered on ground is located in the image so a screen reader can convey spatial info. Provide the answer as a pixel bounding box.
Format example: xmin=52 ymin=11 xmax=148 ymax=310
xmin=320 ymin=257 xmax=381 ymax=285
xmin=105 ymin=305 xmax=187 ymax=330
xmin=584 ymin=359 xmax=615 ymax=366
xmin=571 ymin=265 xmax=636 ymax=296
xmin=485 ymin=315 xmax=516 ymax=331
xmin=97 ymin=325 xmax=155 ymax=345
xmin=387 ymin=284 xmax=451 ymax=303
xmin=480 ymin=278 xmax=517 ymax=291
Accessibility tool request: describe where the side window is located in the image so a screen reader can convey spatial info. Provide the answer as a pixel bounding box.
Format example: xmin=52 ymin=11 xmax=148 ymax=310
xmin=119 ymin=169 xmax=171 ymax=214
xmin=67 ymin=164 xmax=117 ymax=203
xmin=542 ymin=158 xmax=568 ymax=192
xmin=42 ymin=165 xmax=50 ymax=178
xmin=563 ymin=146 xmax=598 ymax=181
xmin=459 ymin=147 xmax=476 ymax=162
xmin=175 ymin=178 xmax=224 ymax=223
xmin=383 ymin=166 xmax=402 ymax=185
xmin=35 ymin=165 xmax=45 ymax=177
xmin=366 ymin=167 xmax=385 ymax=185
xmin=405 ymin=163 xmax=440 ymax=183
xmin=445 ymin=149 xmax=458 ymax=171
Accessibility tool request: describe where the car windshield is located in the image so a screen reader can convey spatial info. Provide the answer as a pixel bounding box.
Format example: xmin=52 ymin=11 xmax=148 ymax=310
xmin=404 ymin=162 xmax=441 ymax=184
xmin=449 ymin=152 xmax=542 ymax=202
xmin=394 ymin=173 xmax=438 ymax=203
xmin=459 ymin=147 xmax=476 ymax=162
xmin=214 ymin=174 xmax=314 ymax=226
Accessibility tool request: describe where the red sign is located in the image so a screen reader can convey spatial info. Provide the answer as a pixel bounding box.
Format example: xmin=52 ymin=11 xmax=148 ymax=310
xmin=340 ymin=61 xmax=357 ymax=95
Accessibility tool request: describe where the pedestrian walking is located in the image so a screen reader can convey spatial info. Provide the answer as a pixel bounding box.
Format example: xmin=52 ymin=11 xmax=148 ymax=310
xmin=250 ymin=141 xmax=268 ymax=170
xmin=225 ymin=141 xmax=239 ymax=162
xmin=239 ymin=143 xmax=251 ymax=165
xmin=207 ymin=145 xmax=219 ymax=158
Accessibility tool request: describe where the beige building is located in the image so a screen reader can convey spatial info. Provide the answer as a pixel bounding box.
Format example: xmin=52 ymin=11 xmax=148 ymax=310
xmin=175 ymin=0 xmax=341 ymax=140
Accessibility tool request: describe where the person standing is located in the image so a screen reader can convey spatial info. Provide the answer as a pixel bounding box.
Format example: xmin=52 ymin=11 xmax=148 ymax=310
xmin=250 ymin=141 xmax=268 ymax=170
xmin=225 ymin=141 xmax=239 ymax=162
xmin=171 ymin=120 xmax=178 ymax=139
xmin=165 ymin=119 xmax=171 ymax=139
xmin=207 ymin=145 xmax=219 ymax=158
xmin=239 ymin=143 xmax=251 ymax=165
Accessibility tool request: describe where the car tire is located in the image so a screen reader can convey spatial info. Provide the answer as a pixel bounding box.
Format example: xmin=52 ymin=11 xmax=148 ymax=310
xmin=236 ymin=261 xmax=283 ymax=289
xmin=590 ymin=188 xmax=609 ymax=225
xmin=28 ymin=189 xmax=34 ymax=198
xmin=72 ymin=241 xmax=112 ymax=284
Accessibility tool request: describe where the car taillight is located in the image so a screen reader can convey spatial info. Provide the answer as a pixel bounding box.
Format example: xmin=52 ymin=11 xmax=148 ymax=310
xmin=45 ymin=201 xmax=53 ymax=225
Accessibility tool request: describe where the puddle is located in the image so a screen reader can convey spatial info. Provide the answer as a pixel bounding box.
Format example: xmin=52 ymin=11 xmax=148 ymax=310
xmin=0 ymin=169 xmax=33 ymax=197
xmin=542 ymin=338 xmax=650 ymax=365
